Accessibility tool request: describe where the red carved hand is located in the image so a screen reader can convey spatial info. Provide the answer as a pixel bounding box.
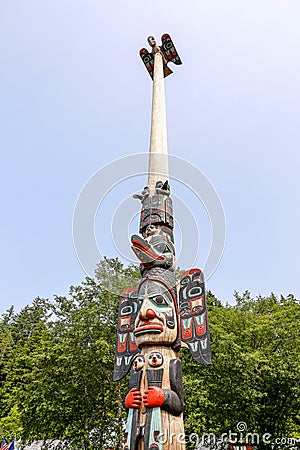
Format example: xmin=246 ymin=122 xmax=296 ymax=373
xmin=143 ymin=386 xmax=164 ymax=408
xmin=125 ymin=388 xmax=142 ymax=409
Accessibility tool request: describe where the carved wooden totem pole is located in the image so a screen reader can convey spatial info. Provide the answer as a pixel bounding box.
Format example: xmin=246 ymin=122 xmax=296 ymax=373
xmin=114 ymin=34 xmax=212 ymax=450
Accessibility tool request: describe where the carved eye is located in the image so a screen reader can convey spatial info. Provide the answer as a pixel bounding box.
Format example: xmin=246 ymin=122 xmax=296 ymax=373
xmin=120 ymin=305 xmax=132 ymax=316
xmin=189 ymin=287 xmax=202 ymax=297
xmin=192 ymin=305 xmax=202 ymax=312
xmin=181 ymin=276 xmax=190 ymax=285
xmin=154 ymin=295 xmax=167 ymax=305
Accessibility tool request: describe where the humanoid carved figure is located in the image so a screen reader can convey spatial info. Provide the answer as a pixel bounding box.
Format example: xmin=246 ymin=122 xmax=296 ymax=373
xmin=114 ymin=180 xmax=211 ymax=450
xmin=113 ymin=33 xmax=211 ymax=450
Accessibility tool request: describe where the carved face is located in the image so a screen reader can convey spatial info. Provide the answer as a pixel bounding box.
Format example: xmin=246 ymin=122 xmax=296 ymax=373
xmin=143 ymin=224 xmax=160 ymax=240
xmin=146 ymin=224 xmax=158 ymax=237
xmin=148 ymin=352 xmax=163 ymax=367
xmin=134 ymin=279 xmax=178 ymax=347
xmin=118 ymin=289 xmax=139 ymax=334
xmin=133 ymin=354 xmax=145 ymax=371
xmin=148 ymin=36 xmax=156 ymax=47
xmin=179 ymin=270 xmax=205 ymax=317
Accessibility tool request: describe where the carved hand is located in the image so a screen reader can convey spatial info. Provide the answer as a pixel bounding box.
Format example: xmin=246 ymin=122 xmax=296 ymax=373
xmin=125 ymin=388 xmax=142 ymax=409
xmin=143 ymin=386 xmax=164 ymax=408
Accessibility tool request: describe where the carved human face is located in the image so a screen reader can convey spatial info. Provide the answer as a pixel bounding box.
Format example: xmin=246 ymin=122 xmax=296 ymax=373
xmin=133 ymin=354 xmax=145 ymax=371
xmin=144 ymin=224 xmax=159 ymax=239
xmin=148 ymin=352 xmax=163 ymax=367
xmin=134 ymin=279 xmax=178 ymax=347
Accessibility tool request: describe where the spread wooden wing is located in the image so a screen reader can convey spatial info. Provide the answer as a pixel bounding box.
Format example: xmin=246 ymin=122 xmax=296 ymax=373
xmin=139 ymin=48 xmax=154 ymax=79
xmin=161 ymin=33 xmax=182 ymax=66
xmin=178 ymin=268 xmax=212 ymax=365
xmin=113 ymin=287 xmax=140 ymax=381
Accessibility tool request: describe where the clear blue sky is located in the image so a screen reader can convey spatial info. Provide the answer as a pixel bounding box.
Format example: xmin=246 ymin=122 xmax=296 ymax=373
xmin=1 ymin=0 xmax=299 ymax=314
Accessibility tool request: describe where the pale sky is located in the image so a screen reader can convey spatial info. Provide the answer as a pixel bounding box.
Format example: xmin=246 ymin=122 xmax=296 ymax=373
xmin=1 ymin=0 xmax=299 ymax=313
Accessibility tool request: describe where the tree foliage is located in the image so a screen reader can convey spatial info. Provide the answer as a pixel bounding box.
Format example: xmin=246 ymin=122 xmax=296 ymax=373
xmin=0 ymin=259 xmax=299 ymax=449
xmin=183 ymin=291 xmax=300 ymax=449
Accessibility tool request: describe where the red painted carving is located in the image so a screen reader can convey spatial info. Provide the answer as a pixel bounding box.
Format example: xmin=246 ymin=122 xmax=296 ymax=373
xmin=143 ymin=386 xmax=164 ymax=408
xmin=125 ymin=388 xmax=142 ymax=409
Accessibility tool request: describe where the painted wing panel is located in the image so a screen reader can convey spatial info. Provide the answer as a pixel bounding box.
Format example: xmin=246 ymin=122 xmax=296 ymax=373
xmin=178 ymin=268 xmax=212 ymax=365
xmin=161 ymin=33 xmax=182 ymax=66
xmin=139 ymin=48 xmax=154 ymax=79
xmin=113 ymin=287 xmax=140 ymax=381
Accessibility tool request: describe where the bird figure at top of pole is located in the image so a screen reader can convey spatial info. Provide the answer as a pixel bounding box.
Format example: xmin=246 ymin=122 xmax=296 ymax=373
xmin=113 ymin=33 xmax=211 ymax=450
xmin=140 ymin=34 xmax=182 ymax=79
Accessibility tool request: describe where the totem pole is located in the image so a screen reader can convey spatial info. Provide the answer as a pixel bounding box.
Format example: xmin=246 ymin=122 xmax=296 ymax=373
xmin=113 ymin=34 xmax=212 ymax=450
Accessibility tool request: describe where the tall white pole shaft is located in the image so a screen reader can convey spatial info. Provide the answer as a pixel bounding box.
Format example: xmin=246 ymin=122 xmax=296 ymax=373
xmin=147 ymin=51 xmax=169 ymax=191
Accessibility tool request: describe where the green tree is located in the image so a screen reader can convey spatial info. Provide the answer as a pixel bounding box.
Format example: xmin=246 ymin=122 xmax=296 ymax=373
xmin=0 ymin=298 xmax=51 ymax=441
xmin=1 ymin=260 xmax=299 ymax=450
xmin=182 ymin=291 xmax=300 ymax=449
xmin=0 ymin=258 xmax=140 ymax=449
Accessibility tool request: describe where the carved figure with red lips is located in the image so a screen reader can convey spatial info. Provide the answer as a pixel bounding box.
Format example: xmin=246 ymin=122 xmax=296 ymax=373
xmin=120 ymin=266 xmax=185 ymax=450
xmin=134 ymin=277 xmax=178 ymax=348
xmin=113 ymin=210 xmax=211 ymax=450
xmin=112 ymin=33 xmax=212 ymax=450
xmin=114 ymin=261 xmax=211 ymax=450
